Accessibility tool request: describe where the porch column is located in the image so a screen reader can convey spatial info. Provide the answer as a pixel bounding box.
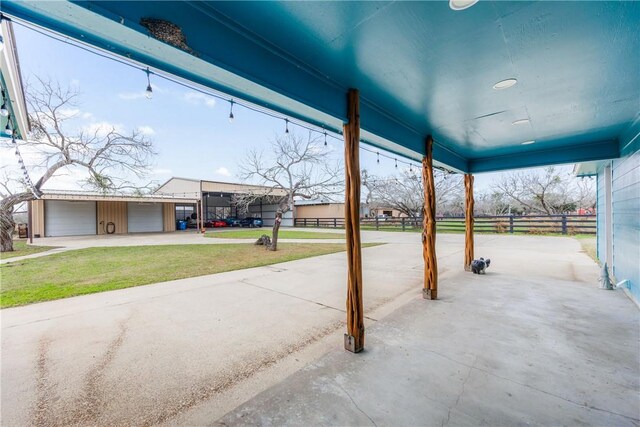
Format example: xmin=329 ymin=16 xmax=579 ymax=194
xmin=422 ymin=135 xmax=438 ymax=299
xmin=343 ymin=88 xmax=364 ymax=353
xmin=464 ymin=174 xmax=474 ymax=271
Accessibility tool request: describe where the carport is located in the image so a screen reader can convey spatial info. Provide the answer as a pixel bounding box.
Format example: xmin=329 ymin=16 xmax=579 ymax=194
xmin=30 ymin=192 xmax=198 ymax=238
xmin=1 ymin=0 xmax=638 ymax=354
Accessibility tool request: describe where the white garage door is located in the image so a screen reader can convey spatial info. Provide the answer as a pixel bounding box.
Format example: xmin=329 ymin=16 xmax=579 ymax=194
xmin=45 ymin=200 xmax=96 ymax=237
xmin=128 ymin=202 xmax=163 ymax=233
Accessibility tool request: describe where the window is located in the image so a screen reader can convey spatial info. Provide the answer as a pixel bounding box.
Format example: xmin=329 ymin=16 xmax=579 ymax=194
xmin=175 ymin=204 xmax=195 ymax=221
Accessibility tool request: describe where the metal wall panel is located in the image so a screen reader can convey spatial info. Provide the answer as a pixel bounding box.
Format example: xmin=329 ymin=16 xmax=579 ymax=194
xmin=44 ymin=200 xmax=96 ymax=237
xmin=97 ymin=201 xmax=128 ymax=234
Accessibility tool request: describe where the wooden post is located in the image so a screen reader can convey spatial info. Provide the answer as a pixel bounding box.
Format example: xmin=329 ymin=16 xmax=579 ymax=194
xmin=464 ymin=174 xmax=474 ymax=271
xmin=28 ymin=200 xmax=33 ymax=244
xmin=343 ymin=88 xmax=364 ymax=353
xmin=422 ymin=135 xmax=438 ymax=300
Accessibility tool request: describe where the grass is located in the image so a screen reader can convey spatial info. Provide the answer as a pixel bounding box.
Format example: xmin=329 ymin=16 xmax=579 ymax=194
xmin=205 ymin=229 xmax=344 ymax=239
xmin=0 ymin=240 xmax=58 ymax=260
xmin=574 ymin=235 xmax=597 ymax=262
xmin=0 ymin=243 xmax=379 ymax=308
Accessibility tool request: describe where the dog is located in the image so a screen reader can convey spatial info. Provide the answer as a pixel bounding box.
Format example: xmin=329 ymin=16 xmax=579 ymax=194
xmin=471 ymin=258 xmax=491 ymax=274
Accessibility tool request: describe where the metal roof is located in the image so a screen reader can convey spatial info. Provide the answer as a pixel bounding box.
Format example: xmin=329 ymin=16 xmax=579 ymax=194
xmin=40 ymin=190 xmax=198 ymax=204
xmin=2 ymin=1 xmax=638 ymax=172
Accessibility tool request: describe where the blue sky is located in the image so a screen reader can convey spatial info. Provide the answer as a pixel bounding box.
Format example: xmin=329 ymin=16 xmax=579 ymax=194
xmin=10 ymin=23 xmax=533 ymax=193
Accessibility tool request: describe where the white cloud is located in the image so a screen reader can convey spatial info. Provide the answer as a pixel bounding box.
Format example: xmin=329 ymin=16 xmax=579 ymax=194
xmin=215 ymin=167 xmax=231 ymax=177
xmin=137 ymin=126 xmax=156 ymax=136
xmin=183 ymin=91 xmax=216 ymax=108
xmin=83 ymin=121 xmax=123 ymax=136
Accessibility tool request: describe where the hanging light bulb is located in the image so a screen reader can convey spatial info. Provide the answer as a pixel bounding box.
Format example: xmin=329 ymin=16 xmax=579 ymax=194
xmin=409 ymin=163 xmax=413 ymax=172
xmin=145 ymin=68 xmax=153 ymax=99
xmin=324 ymin=131 xmax=328 ymax=146
xmin=4 ymin=116 xmax=12 ymax=135
xmin=285 ymin=118 xmax=289 ymax=134
xmin=228 ymin=100 xmax=235 ymax=123
xmin=395 ymin=158 xmax=398 ymax=169
xmin=376 ymin=152 xmax=380 ymax=164
xmin=0 ymin=90 xmax=8 ymax=117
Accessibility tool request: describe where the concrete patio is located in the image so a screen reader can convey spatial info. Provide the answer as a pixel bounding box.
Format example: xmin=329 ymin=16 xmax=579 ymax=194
xmin=1 ymin=232 xmax=638 ymax=426
xmin=219 ymin=242 xmax=640 ymax=426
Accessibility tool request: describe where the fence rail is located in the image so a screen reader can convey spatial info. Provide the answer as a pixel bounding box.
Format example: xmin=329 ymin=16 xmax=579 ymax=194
xmin=294 ymin=214 xmax=596 ymax=235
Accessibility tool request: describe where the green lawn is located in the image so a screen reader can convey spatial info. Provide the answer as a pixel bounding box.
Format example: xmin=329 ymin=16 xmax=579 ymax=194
xmin=0 ymin=243 xmax=377 ymax=308
xmin=206 ymin=229 xmax=345 ymax=239
xmin=0 ymin=240 xmax=57 ymax=260
xmin=574 ymin=235 xmax=597 ymax=262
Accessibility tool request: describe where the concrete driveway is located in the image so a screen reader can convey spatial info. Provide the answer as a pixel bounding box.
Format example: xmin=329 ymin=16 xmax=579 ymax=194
xmin=1 ymin=232 xmax=638 ymax=426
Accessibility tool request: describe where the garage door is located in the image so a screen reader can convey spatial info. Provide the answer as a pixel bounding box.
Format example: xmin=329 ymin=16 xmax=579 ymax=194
xmin=128 ymin=202 xmax=163 ymax=233
xmin=45 ymin=200 xmax=96 ymax=237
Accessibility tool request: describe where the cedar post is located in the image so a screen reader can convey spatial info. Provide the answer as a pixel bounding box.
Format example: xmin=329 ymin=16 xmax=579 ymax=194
xmin=422 ymin=135 xmax=438 ymax=299
xmin=464 ymin=174 xmax=474 ymax=271
xmin=343 ymin=89 xmax=364 ymax=353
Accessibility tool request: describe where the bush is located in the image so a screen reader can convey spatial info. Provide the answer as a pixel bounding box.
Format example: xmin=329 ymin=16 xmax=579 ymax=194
xmin=495 ymin=222 xmax=508 ymax=233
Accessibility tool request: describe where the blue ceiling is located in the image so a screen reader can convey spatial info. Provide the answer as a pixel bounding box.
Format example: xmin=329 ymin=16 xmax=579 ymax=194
xmin=2 ymin=1 xmax=639 ymax=173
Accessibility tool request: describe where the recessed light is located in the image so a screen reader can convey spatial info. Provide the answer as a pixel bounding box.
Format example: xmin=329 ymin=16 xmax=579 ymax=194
xmin=512 ymin=119 xmax=529 ymax=125
xmin=449 ymin=0 xmax=479 ymax=11
xmin=493 ymin=78 xmax=517 ymax=90
xmin=521 ymin=140 xmax=535 ymax=145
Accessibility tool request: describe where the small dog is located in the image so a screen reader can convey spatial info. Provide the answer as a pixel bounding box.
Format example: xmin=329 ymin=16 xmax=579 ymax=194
xmin=471 ymin=258 xmax=491 ymax=274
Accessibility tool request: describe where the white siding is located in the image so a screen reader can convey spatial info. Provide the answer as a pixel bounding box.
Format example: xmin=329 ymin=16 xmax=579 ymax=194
xmin=45 ymin=200 xmax=96 ymax=237
xmin=128 ymin=203 xmax=163 ymax=232
xmin=155 ymin=178 xmax=200 ymax=198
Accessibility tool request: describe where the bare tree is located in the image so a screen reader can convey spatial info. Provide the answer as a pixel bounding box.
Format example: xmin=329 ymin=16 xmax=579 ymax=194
xmin=492 ymin=166 xmax=595 ymax=215
xmin=235 ymin=131 xmax=343 ymax=251
xmin=474 ymin=191 xmax=514 ymax=216
xmin=367 ymin=169 xmax=463 ymax=219
xmin=0 ymin=77 xmax=155 ymax=252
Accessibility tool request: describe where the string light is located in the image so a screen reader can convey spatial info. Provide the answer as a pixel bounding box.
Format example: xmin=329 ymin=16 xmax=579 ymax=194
xmin=4 ymin=114 xmax=12 ymax=135
xmin=0 ymin=89 xmax=8 ymax=117
xmin=144 ymin=67 xmax=153 ymax=99
xmin=5 ymin=15 xmax=454 ymax=178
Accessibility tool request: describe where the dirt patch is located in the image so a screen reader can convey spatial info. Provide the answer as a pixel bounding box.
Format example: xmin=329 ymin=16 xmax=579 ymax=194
xmin=141 ymin=320 xmax=344 ymax=426
xmin=33 ymin=337 xmax=56 ymax=427
xmin=30 ymin=316 xmax=131 ymax=426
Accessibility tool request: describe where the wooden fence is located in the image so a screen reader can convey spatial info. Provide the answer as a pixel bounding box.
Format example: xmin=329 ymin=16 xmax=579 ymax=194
xmin=294 ymin=214 xmax=596 ymax=235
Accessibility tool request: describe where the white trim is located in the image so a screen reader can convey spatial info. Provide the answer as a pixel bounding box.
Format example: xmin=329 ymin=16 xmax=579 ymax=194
xmin=0 ymin=19 xmax=30 ymax=137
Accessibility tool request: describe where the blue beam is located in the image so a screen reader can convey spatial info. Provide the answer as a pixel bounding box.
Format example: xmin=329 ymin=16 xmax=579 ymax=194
xmin=469 ymin=139 xmax=620 ymax=173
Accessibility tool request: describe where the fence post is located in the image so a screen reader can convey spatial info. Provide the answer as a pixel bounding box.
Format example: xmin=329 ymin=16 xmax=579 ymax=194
xmin=303 ymin=218 xmax=307 ymax=227
xmin=375 ymin=216 xmax=379 ymax=230
xmin=402 ymin=217 xmax=406 ymax=231
xmin=509 ymin=215 xmax=514 ymax=234
xmin=561 ymin=215 xmax=567 ymax=234
xmin=317 ymin=218 xmax=320 ymax=228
